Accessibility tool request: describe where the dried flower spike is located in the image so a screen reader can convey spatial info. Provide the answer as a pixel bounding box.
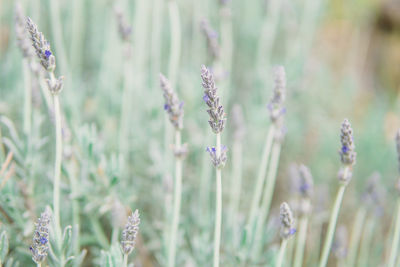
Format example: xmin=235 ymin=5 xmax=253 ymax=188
xmin=298 ymin=164 xmax=313 ymax=198
xmin=160 ymin=73 xmax=184 ymax=130
xmin=15 ymin=3 xmax=33 ymax=58
xmin=26 ymin=17 xmax=56 ymax=72
xmin=30 ymin=207 xmax=51 ymax=264
xmin=268 ymin=66 xmax=286 ymax=123
xmin=121 ymin=209 xmax=140 ymax=255
xmin=201 ymin=65 xmax=226 ymax=134
xmin=280 ymin=202 xmax=296 ymax=240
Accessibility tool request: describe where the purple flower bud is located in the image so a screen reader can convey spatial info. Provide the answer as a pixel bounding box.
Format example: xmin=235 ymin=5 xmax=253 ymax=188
xmin=289 ymin=228 xmax=296 ymax=235
xmin=341 ymin=145 xmax=348 ymax=154
xmin=203 ymin=94 xmax=209 ymax=103
xmin=164 ymin=104 xmax=169 ymax=111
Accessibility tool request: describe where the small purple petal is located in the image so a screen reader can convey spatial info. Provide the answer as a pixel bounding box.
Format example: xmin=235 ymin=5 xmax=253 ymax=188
xmin=341 ymin=145 xmax=348 ymax=153
xmin=211 ymin=147 xmax=216 ymax=153
xmin=40 ymin=236 xmax=48 ymax=244
xmin=203 ymin=94 xmax=209 ymax=103
xmin=289 ymin=228 xmax=296 ymax=235
xmin=164 ymin=104 xmax=169 ymax=110
xmin=45 ymin=50 xmax=52 ymax=58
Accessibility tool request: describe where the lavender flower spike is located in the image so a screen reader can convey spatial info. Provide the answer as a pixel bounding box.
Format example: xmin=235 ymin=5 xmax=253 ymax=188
xmin=280 ymin=202 xmax=296 ymax=240
xmin=121 ymin=209 xmax=140 ymax=255
xmin=30 ymin=207 xmax=51 ymax=264
xmin=201 ymin=65 xmax=226 ymax=134
xmin=160 ymin=73 xmax=184 ymax=130
xmin=26 ymin=17 xmax=55 ymax=72
xmin=339 ymin=119 xmax=356 ymax=166
xmin=268 ymin=66 xmax=286 ymax=123
xmin=200 ymin=19 xmax=220 ymax=60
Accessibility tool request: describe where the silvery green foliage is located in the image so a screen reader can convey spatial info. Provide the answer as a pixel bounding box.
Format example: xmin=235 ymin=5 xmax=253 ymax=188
xmin=0 ymin=231 xmax=9 ymax=264
xmin=121 ymin=209 xmax=140 ymax=255
xmin=101 ymin=243 xmax=124 ymax=267
xmin=279 ymin=202 xmax=295 ymax=240
xmin=159 ymin=73 xmax=184 ymax=130
xmin=201 ymin=65 xmax=226 ymax=134
xmin=30 ymin=208 xmax=51 ymax=264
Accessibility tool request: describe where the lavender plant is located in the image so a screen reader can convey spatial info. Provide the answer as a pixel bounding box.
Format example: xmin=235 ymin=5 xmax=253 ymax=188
xmin=26 ymin=17 xmax=65 ymax=256
xmin=319 ymin=119 xmax=356 ymax=267
xmin=201 ymin=65 xmax=227 ymax=267
xmin=30 ymin=207 xmax=51 ymax=267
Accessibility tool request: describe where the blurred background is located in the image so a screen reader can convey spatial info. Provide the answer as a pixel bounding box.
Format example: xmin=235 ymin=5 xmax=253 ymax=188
xmin=0 ymin=0 xmax=400 ymax=266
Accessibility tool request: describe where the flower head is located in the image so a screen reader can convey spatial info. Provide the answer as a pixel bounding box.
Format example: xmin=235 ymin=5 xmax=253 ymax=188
xmin=201 ymin=65 xmax=226 ymax=134
xmin=115 ymin=6 xmax=132 ymax=42
xmin=339 ymin=119 xmax=356 ymax=166
xmin=268 ymin=66 xmax=286 ymax=123
xmin=279 ymin=202 xmax=295 ymax=240
xmin=26 ymin=17 xmax=56 ymax=71
xmin=159 ymin=73 xmax=184 ymax=130
xmin=121 ymin=209 xmax=140 ymax=255
xmin=206 ymin=145 xmax=228 ymax=168
xmin=31 ymin=207 xmax=51 ymax=264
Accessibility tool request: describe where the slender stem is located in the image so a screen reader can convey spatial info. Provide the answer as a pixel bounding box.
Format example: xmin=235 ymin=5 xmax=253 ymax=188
xmin=168 ymin=130 xmax=183 ymax=267
xmin=213 ymin=133 xmax=222 ymax=267
xmin=167 ymin=0 xmax=181 ymax=87
xmin=37 ymin=263 xmax=41 ymax=267
xmin=294 ymin=216 xmax=309 ymax=267
xmin=50 ymin=71 xmax=63 ymax=249
xmin=276 ymin=239 xmax=288 ymax=267
xmin=388 ymin=199 xmax=400 ymax=267
xmin=23 ymin=59 xmax=32 ymax=136
xmin=319 ymin=184 xmax=347 ymax=267
xmin=70 ymin=0 xmax=84 ymax=73
xmin=346 ymin=206 xmax=366 ymax=267
xmin=252 ymin=142 xmax=282 ymax=258
xmin=247 ymin=125 xmax=275 ymax=240
xmin=151 ymin=0 xmax=164 ymax=83
xmin=123 ymin=254 xmax=128 ymax=267
xmin=357 ymin=216 xmax=375 ymax=267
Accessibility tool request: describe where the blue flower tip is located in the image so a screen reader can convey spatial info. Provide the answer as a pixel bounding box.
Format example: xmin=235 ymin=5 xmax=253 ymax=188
xmin=44 ymin=50 xmax=52 ymax=58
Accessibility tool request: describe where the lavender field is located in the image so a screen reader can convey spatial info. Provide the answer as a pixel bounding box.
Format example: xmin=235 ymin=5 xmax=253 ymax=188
xmin=0 ymin=0 xmax=399 ymax=266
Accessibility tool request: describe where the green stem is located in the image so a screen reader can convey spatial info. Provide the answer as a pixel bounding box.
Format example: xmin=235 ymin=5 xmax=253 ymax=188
xmin=151 ymin=0 xmax=164 ymax=83
xmin=388 ymin=199 xmax=400 ymax=267
xmin=246 ymin=125 xmax=275 ymax=241
xmin=50 ymin=72 xmax=63 ymax=250
xmin=123 ymin=253 xmax=128 ymax=267
xmin=319 ymin=183 xmax=347 ymax=267
xmin=167 ymin=0 xmax=181 ymax=87
xmin=23 ymin=59 xmax=31 ymax=136
xmin=252 ymin=142 xmax=282 ymax=258
xmin=168 ymin=130 xmax=183 ymax=267
xmin=276 ymin=239 xmax=288 ymax=267
xmin=293 ymin=216 xmax=309 ymax=267
xmin=70 ymin=0 xmax=84 ymax=73
xmin=213 ymin=133 xmax=222 ymax=267
xmin=346 ymin=206 xmax=366 ymax=267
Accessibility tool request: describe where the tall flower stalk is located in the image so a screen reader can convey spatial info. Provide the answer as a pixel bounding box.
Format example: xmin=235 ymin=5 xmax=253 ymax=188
xmin=26 ymin=17 xmax=65 ymax=251
xmin=388 ymin=130 xmax=400 ymax=267
xmin=201 ymin=65 xmax=227 ymax=267
xmin=319 ymin=119 xmax=356 ymax=267
xmin=276 ymin=202 xmax=296 ymax=267
xmin=160 ymin=74 xmax=186 ymax=267
xmin=293 ymin=164 xmax=313 ymax=267
xmin=248 ymin=66 xmax=287 ymax=260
